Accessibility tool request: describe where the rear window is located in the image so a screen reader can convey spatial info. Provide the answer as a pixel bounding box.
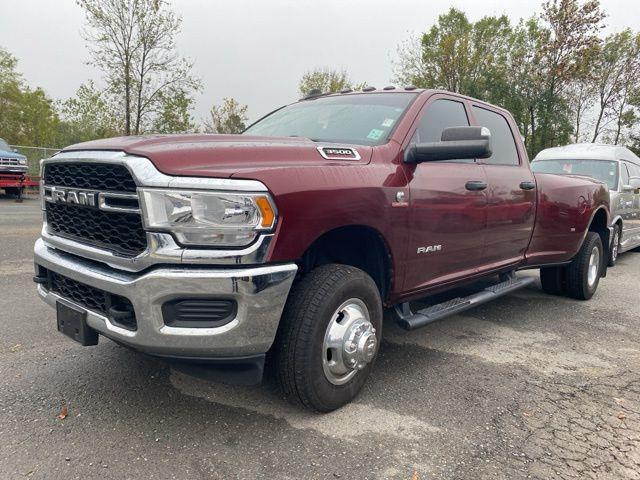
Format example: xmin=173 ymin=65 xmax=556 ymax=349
xmin=472 ymin=106 xmax=519 ymax=166
xmin=531 ymin=159 xmax=618 ymax=190
xmin=244 ymin=93 xmax=417 ymax=146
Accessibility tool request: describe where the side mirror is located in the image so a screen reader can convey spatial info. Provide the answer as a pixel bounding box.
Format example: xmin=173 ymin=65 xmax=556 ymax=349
xmin=406 ymin=126 xmax=492 ymax=163
xmin=624 ymin=177 xmax=640 ymax=193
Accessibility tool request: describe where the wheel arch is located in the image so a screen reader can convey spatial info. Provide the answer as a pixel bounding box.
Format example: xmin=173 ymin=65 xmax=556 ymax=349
xmin=297 ymin=225 xmax=394 ymax=301
xmin=588 ymin=207 xmax=610 ymax=246
xmin=611 ymin=214 xmax=623 ymax=229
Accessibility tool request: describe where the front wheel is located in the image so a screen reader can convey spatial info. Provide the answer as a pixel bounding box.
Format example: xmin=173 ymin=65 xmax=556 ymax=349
xmin=273 ymin=264 xmax=382 ymax=412
xmin=565 ymin=232 xmax=604 ymax=300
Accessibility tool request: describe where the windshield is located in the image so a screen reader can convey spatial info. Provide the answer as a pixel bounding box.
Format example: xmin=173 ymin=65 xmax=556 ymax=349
xmin=531 ymin=159 xmax=619 ymax=190
xmin=244 ymin=93 xmax=417 ymax=146
xmin=0 ymin=139 xmax=10 ymax=151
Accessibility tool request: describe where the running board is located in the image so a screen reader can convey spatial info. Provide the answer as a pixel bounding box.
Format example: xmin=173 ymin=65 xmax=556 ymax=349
xmin=394 ymin=274 xmax=536 ymax=331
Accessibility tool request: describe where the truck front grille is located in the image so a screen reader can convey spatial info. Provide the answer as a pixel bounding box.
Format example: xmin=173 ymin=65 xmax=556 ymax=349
xmin=46 ymin=202 xmax=147 ymax=256
xmin=0 ymin=158 xmax=20 ymax=166
xmin=44 ymin=162 xmax=137 ymax=192
xmin=43 ymin=162 xmax=147 ymax=257
xmin=45 ymin=269 xmax=137 ymax=331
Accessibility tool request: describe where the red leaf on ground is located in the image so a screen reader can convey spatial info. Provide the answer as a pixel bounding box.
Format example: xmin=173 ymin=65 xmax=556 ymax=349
xmin=57 ymin=406 xmax=68 ymax=420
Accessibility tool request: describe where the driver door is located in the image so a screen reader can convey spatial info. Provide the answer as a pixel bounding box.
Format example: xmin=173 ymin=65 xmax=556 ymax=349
xmin=402 ymin=96 xmax=488 ymax=295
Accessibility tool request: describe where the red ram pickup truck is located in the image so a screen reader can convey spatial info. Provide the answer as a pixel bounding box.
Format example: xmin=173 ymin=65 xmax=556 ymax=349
xmin=34 ymin=88 xmax=611 ymax=412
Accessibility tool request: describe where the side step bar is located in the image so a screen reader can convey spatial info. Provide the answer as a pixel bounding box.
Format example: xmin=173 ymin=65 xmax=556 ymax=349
xmin=394 ymin=273 xmax=536 ymax=331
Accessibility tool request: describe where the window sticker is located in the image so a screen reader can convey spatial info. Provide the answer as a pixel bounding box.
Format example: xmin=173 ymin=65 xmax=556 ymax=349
xmin=562 ymin=163 xmax=573 ymax=173
xmin=381 ymin=118 xmax=395 ymax=128
xmin=367 ymin=129 xmax=384 ymax=140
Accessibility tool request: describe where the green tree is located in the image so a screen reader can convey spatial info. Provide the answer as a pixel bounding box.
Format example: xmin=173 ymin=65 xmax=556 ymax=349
xmin=514 ymin=0 xmax=605 ymax=154
xmin=394 ymin=8 xmax=512 ymax=102
xmin=152 ymin=87 xmax=197 ymax=133
xmin=77 ymin=0 xmax=201 ymax=135
xmin=393 ymin=1 xmax=606 ymax=158
xmin=204 ymin=98 xmax=248 ymax=134
xmin=57 ymin=81 xmax=120 ymax=145
xmin=298 ymin=68 xmax=363 ymax=97
xmin=0 ymin=46 xmax=59 ymax=147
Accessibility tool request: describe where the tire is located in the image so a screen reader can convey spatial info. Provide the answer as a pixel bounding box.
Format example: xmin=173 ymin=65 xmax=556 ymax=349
xmin=608 ymin=224 xmax=621 ymax=267
xmin=4 ymin=187 xmax=21 ymax=197
xmin=565 ymin=232 xmax=603 ymax=300
xmin=273 ymin=264 xmax=383 ymax=412
xmin=540 ymin=266 xmax=566 ymax=296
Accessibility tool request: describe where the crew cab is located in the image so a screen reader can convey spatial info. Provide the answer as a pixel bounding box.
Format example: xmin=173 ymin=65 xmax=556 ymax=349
xmin=33 ymin=88 xmax=611 ymax=411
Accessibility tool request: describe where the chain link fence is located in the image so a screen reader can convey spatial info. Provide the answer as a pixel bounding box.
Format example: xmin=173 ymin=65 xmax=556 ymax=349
xmin=9 ymin=145 xmax=60 ymax=176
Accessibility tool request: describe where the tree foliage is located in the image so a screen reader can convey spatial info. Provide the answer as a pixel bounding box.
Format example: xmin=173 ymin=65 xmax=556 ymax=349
xmin=152 ymin=87 xmax=198 ymax=134
xmin=298 ymin=68 xmax=366 ymax=97
xmin=0 ymin=47 xmax=59 ymax=147
xmin=393 ymin=1 xmax=640 ymax=158
xmin=204 ymin=98 xmax=249 ymax=134
xmin=77 ymin=0 xmax=200 ymax=135
xmin=57 ymin=81 xmax=120 ymax=145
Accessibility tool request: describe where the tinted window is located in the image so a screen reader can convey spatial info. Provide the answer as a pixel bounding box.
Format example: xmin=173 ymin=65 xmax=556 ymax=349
xmin=531 ymin=159 xmax=619 ymax=190
xmin=472 ymin=107 xmax=519 ymax=166
xmin=621 ymin=162 xmax=630 ymax=186
xmin=244 ymin=93 xmax=417 ymax=146
xmin=415 ymin=99 xmax=469 ymax=143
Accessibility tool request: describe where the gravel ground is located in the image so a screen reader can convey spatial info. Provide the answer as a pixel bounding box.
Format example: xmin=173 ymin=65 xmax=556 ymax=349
xmin=1 ymin=196 xmax=639 ymax=480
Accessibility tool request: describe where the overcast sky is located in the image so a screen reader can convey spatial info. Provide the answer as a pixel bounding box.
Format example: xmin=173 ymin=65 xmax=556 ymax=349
xmin=1 ymin=0 xmax=638 ymax=123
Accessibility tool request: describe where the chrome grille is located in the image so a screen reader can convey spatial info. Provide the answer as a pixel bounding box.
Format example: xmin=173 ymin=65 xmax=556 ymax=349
xmin=0 ymin=158 xmax=20 ymax=166
xmin=44 ymin=162 xmax=137 ymax=192
xmin=43 ymin=162 xmax=147 ymax=257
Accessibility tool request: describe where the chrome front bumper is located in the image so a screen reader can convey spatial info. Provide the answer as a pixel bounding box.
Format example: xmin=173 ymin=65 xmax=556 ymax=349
xmin=34 ymin=239 xmax=297 ymax=358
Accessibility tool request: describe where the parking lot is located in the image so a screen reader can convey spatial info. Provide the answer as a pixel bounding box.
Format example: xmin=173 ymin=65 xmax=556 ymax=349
xmin=1 ymin=195 xmax=639 ymax=480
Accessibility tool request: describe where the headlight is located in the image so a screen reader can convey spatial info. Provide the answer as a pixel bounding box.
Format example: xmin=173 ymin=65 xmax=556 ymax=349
xmin=18 ymin=158 xmax=26 ymax=165
xmin=139 ymin=188 xmax=277 ymax=247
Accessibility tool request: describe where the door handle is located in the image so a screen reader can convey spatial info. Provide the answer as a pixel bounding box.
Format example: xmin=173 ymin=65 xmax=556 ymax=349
xmin=465 ymin=180 xmax=487 ymax=191
xmin=520 ymin=181 xmax=536 ymax=190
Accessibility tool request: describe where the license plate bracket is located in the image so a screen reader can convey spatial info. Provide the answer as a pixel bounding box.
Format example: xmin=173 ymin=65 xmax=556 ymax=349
xmin=56 ymin=301 xmax=99 ymax=346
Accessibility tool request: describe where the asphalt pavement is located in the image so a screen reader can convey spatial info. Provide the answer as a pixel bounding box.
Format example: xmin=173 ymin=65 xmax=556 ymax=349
xmin=1 ymin=195 xmax=639 ymax=479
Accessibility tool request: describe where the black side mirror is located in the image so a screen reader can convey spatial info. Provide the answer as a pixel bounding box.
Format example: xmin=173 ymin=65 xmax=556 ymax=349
xmin=406 ymin=126 xmax=492 ymax=163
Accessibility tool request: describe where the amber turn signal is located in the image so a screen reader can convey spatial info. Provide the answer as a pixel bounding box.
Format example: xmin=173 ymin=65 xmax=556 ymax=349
xmin=256 ymin=196 xmax=276 ymax=228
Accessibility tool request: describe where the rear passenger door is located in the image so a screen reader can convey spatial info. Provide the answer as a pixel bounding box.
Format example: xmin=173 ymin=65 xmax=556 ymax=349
xmin=471 ymin=105 xmax=536 ymax=269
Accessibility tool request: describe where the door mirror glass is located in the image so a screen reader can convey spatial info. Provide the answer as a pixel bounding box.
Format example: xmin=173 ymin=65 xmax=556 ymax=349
xmin=627 ymin=177 xmax=640 ymax=192
xmin=406 ymin=126 xmax=492 ymax=163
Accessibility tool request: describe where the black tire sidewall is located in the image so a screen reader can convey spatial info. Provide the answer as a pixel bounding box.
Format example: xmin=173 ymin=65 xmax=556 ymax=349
xmin=307 ymin=276 xmax=382 ymax=411
xmin=570 ymin=232 xmax=603 ymax=300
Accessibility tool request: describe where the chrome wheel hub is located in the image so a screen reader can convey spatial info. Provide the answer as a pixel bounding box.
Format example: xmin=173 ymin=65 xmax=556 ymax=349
xmin=322 ymin=299 xmax=377 ymax=386
xmin=588 ymin=246 xmax=600 ymax=287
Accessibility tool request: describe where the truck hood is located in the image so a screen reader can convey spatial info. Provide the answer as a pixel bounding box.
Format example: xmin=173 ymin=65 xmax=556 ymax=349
xmin=62 ymin=134 xmax=373 ymax=178
xmin=0 ymin=150 xmax=27 ymax=161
